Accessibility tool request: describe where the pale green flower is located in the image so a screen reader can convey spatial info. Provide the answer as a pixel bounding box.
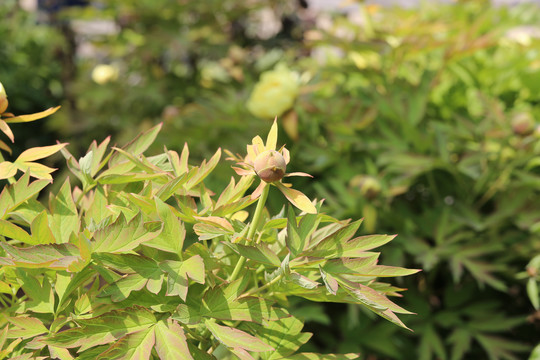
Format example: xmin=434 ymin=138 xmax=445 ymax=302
xmin=247 ymin=64 xmax=299 ymax=119
xmin=91 ymin=64 xmax=119 ymax=85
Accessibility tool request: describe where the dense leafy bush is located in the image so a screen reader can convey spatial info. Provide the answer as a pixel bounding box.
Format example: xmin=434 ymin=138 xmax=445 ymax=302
xmin=0 ymin=86 xmax=418 ymax=359
xmin=284 ymin=1 xmax=540 ymax=359
xmin=4 ymin=0 xmax=540 ymax=358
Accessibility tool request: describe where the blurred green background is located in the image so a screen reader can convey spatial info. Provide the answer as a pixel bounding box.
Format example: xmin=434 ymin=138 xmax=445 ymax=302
xmin=2 ymin=0 xmax=540 ymax=358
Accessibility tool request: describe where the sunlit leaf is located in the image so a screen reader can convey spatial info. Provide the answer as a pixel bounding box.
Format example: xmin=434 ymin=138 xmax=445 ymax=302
xmin=205 ymin=320 xmax=274 ymax=352
xmin=92 ymin=213 xmax=163 ymax=253
xmin=3 ymin=106 xmax=60 ymax=123
xmin=275 ymin=183 xmax=316 ymax=214
xmin=154 ymin=320 xmax=193 ymax=360
xmin=17 ymin=143 xmax=67 ymax=163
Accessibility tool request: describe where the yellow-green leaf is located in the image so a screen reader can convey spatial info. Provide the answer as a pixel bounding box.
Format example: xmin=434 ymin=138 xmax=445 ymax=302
xmin=154 ymin=320 xmax=193 ymax=360
xmin=276 ymin=183 xmax=316 ymax=214
xmin=0 ymin=161 xmax=17 ymax=179
xmin=266 ymin=119 xmax=278 ymax=151
xmin=205 ymin=320 xmax=274 ymax=352
xmin=3 ymin=106 xmax=60 ymax=123
xmin=17 ymin=143 xmax=67 ymax=163
xmin=0 ymin=119 xmax=14 ymax=143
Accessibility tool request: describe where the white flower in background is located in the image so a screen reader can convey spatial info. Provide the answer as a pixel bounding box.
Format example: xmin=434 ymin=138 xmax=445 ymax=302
xmin=91 ymin=64 xmax=119 ymax=85
xmin=247 ymin=64 xmax=300 ymax=119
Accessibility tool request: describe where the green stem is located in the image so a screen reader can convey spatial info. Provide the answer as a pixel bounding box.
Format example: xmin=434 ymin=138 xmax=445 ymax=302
xmin=229 ymin=183 xmax=270 ymax=282
xmin=241 ymin=273 xmax=283 ymax=298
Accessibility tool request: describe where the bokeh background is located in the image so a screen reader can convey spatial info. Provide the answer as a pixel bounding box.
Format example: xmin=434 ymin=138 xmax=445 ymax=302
xmin=2 ymin=0 xmax=540 ymax=358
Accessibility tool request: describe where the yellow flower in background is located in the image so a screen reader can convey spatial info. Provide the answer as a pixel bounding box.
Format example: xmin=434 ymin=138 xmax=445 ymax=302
xmin=91 ymin=64 xmax=119 ymax=85
xmin=247 ymin=64 xmax=299 ymax=119
xmin=0 ymin=81 xmax=8 ymax=114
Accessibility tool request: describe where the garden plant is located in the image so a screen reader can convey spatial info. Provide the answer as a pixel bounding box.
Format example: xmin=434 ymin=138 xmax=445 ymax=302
xmin=0 ymin=82 xmax=418 ymax=359
xmin=3 ymin=0 xmax=540 ymax=359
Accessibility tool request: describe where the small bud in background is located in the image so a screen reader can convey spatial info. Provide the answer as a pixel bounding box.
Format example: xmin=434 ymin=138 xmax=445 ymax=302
xmin=511 ymin=112 xmax=535 ymax=136
xmin=91 ymin=64 xmax=119 ymax=85
xmin=254 ymin=150 xmax=286 ymax=182
xmin=351 ymin=175 xmax=382 ymax=200
xmin=0 ymin=81 xmax=8 ymax=114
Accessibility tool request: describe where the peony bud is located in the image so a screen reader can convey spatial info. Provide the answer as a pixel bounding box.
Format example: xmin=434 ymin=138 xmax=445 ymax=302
xmin=511 ymin=112 xmax=535 ymax=136
xmin=254 ymin=150 xmax=286 ymax=183
xmin=0 ymin=82 xmax=8 ymax=114
xmin=351 ymin=175 xmax=382 ymax=200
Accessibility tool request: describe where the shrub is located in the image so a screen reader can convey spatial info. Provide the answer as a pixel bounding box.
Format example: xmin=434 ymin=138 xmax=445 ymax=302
xmin=0 ymin=84 xmax=418 ymax=359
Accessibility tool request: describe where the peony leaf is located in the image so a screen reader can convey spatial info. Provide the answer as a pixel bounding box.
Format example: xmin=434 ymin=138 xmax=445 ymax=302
xmin=205 ymin=320 xmax=274 ymax=352
xmin=96 ymin=327 xmax=155 ymax=360
xmin=0 ymin=161 xmax=17 ymax=179
xmin=154 ymin=320 xmax=193 ymax=360
xmin=275 ymin=182 xmax=316 ymax=214
xmin=241 ymin=316 xmax=312 ymax=360
xmin=3 ymin=106 xmax=60 ymax=123
xmin=0 ymin=119 xmax=14 ymax=142
xmin=16 ymin=143 xmax=67 ymax=163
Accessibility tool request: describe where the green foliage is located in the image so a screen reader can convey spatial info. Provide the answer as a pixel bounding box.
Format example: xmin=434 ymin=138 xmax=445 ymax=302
xmin=277 ymin=1 xmax=540 ymax=359
xmin=0 ymin=97 xmax=417 ymax=359
xmin=4 ymin=0 xmax=540 ymax=358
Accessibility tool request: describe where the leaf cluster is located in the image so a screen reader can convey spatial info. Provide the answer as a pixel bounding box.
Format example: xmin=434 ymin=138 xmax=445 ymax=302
xmin=0 ymin=111 xmax=418 ymax=359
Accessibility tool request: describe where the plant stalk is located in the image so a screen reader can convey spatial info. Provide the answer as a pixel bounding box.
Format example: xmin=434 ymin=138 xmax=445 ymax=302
xmin=229 ymin=182 xmax=270 ymax=282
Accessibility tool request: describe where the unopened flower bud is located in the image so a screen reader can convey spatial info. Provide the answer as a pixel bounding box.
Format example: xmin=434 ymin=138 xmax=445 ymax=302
xmin=351 ymin=175 xmax=382 ymax=200
xmin=254 ymin=150 xmax=286 ymax=182
xmin=0 ymin=82 xmax=8 ymax=114
xmin=511 ymin=112 xmax=535 ymax=136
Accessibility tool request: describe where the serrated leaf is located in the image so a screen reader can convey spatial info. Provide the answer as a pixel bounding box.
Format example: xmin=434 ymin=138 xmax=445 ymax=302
xmin=306 ymin=220 xmax=364 ymax=256
xmin=185 ymin=148 xmax=221 ymax=190
xmin=275 ymin=183 xmax=316 ymax=214
xmin=109 ymin=123 xmax=162 ymax=167
xmin=15 ymin=161 xmax=57 ymax=180
xmin=49 ymin=179 xmax=79 ymax=244
xmin=14 ymin=269 xmax=55 ymax=313
xmin=0 ymin=172 xmax=50 ymax=219
xmin=286 ymin=206 xmax=303 ymax=258
xmin=96 ymin=326 xmax=155 ymax=360
xmin=319 ymin=266 xmax=338 ymax=295
xmin=154 ymin=320 xmax=193 ymax=360
xmin=7 ymin=317 xmax=48 ymax=339
xmin=45 ymin=306 xmax=157 ymax=350
xmin=0 ymin=243 xmax=82 ymax=270
xmin=48 ymin=345 xmax=74 ymax=360
xmin=85 ymin=187 xmax=109 ymax=225
xmin=0 ymin=218 xmax=33 ymax=244
xmin=92 ymin=213 xmax=163 ymax=253
xmin=160 ymin=255 xmax=205 ymax=300
xmin=144 ymin=198 xmax=185 ymax=254
xmin=201 ymin=286 xmax=288 ymax=324
xmin=31 ymin=210 xmax=56 ymax=244
xmin=287 ymin=272 xmax=319 ymax=290
xmin=205 ymin=320 xmax=274 ymax=352
xmin=223 ymin=243 xmax=281 ymax=267
xmin=215 ymin=176 xmax=254 ymax=209
xmin=100 ymin=274 xmax=149 ymax=302
xmin=242 ymin=316 xmax=312 ymax=360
